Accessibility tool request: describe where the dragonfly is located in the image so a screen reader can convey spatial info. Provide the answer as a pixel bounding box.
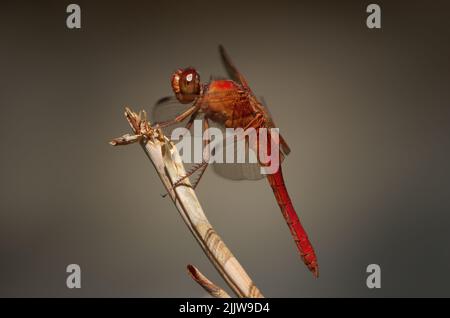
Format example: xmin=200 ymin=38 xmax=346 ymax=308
xmin=152 ymin=46 xmax=318 ymax=277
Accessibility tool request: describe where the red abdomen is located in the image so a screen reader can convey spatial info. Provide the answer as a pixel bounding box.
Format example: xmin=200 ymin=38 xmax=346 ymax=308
xmin=267 ymin=166 xmax=319 ymax=277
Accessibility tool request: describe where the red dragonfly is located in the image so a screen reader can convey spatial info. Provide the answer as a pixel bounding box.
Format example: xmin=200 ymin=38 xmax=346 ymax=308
xmin=153 ymin=46 xmax=318 ymax=277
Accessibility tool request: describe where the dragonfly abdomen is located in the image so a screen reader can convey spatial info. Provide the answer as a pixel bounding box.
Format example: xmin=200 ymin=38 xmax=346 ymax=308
xmin=267 ymin=166 xmax=319 ymax=277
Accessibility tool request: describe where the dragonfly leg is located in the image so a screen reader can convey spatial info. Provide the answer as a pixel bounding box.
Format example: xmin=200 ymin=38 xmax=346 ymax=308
xmin=154 ymin=104 xmax=199 ymax=128
xmin=202 ymin=117 xmax=211 ymax=163
xmin=171 ymin=118 xmax=211 ymax=190
xmin=243 ymin=112 xmax=265 ymax=130
xmin=161 ymin=117 xmax=211 ymax=197
xmin=177 ymin=109 xmax=199 ymax=139
xmin=193 ymin=118 xmax=211 ymax=189
xmin=171 ymin=161 xmax=208 ymax=190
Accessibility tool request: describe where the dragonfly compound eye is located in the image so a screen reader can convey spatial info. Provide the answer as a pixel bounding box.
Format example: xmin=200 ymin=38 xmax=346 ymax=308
xmin=171 ymin=68 xmax=200 ymax=103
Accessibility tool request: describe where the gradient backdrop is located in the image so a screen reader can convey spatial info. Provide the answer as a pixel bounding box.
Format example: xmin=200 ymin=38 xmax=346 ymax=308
xmin=1 ymin=0 xmax=449 ymax=297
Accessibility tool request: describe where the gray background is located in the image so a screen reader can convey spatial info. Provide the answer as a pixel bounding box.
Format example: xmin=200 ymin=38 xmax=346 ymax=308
xmin=0 ymin=0 xmax=449 ymax=297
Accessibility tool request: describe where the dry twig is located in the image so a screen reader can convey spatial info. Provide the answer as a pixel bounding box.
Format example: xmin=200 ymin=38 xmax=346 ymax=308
xmin=110 ymin=107 xmax=263 ymax=298
xmin=187 ymin=265 xmax=231 ymax=298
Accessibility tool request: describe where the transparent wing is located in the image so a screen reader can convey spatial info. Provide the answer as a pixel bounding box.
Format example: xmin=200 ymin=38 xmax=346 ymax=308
xmin=150 ymin=96 xmax=198 ymax=137
xmin=259 ymin=96 xmax=291 ymax=158
xmin=211 ymin=125 xmax=287 ymax=180
xmin=211 ymin=133 xmax=265 ymax=181
xmin=219 ymin=45 xmax=250 ymax=89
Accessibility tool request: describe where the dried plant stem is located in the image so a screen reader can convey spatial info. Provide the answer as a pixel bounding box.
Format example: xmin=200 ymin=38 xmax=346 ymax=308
xmin=187 ymin=265 xmax=230 ymax=298
xmin=110 ymin=107 xmax=263 ymax=298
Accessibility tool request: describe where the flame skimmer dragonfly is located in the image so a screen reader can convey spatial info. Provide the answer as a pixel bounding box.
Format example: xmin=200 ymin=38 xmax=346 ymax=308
xmin=152 ymin=46 xmax=318 ymax=277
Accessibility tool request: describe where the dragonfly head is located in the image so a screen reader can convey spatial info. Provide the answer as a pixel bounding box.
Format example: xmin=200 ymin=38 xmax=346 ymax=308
xmin=171 ymin=68 xmax=201 ymax=104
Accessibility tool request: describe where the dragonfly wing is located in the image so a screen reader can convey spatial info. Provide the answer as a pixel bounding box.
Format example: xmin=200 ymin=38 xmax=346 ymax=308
xmin=211 ymin=135 xmax=265 ymax=180
xmin=211 ymin=127 xmax=287 ymax=180
xmin=259 ymin=96 xmax=291 ymax=158
xmin=150 ymin=96 xmax=198 ymax=136
xmin=219 ymin=45 xmax=250 ymax=89
xmin=213 ymin=162 xmax=264 ymax=180
xmin=151 ymin=96 xmax=188 ymax=122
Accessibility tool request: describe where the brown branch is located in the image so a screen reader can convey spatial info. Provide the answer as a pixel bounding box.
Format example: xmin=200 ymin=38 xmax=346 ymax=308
xmin=187 ymin=265 xmax=230 ymax=298
xmin=110 ymin=107 xmax=263 ymax=298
